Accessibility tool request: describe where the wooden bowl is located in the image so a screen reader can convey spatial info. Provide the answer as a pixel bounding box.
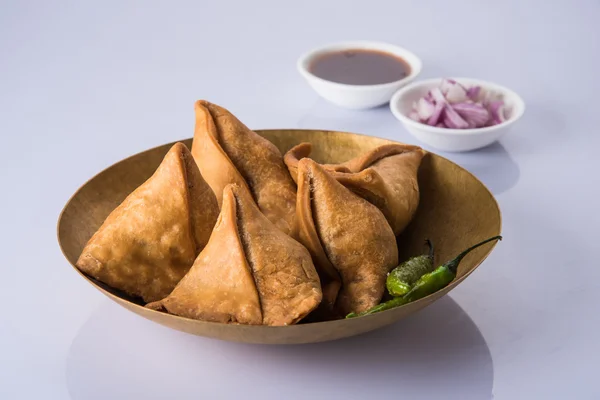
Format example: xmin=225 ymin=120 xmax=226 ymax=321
xmin=57 ymin=129 xmax=501 ymax=344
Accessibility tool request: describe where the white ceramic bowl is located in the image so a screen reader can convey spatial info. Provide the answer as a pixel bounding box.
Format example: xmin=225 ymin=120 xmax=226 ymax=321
xmin=297 ymin=41 xmax=422 ymax=110
xmin=390 ymin=77 xmax=525 ymax=152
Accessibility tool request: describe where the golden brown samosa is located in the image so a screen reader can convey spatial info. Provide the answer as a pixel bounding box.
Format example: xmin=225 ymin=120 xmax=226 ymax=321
xmin=147 ymin=184 xmax=322 ymax=326
xmin=331 ymin=144 xmax=425 ymax=235
xmin=191 ymin=100 xmax=297 ymax=235
xmin=285 ymin=143 xmax=425 ymax=235
xmin=294 ymin=158 xmax=398 ymax=316
xmin=76 ymin=143 xmax=219 ymax=303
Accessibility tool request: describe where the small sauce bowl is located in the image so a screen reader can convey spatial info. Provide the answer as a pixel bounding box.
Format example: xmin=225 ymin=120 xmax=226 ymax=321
xmin=297 ymin=41 xmax=422 ymax=110
xmin=390 ymin=77 xmax=525 ymax=152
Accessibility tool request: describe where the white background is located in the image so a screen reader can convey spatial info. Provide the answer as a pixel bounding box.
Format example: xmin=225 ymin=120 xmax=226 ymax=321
xmin=1 ymin=1 xmax=599 ymax=399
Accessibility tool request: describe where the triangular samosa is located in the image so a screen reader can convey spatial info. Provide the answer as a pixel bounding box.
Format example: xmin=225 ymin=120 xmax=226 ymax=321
xmin=191 ymin=100 xmax=297 ymax=235
xmin=331 ymin=144 xmax=425 ymax=235
xmin=285 ymin=143 xmax=425 ymax=235
xmin=147 ymin=184 xmax=322 ymax=326
xmin=76 ymin=143 xmax=219 ymax=303
xmin=294 ymin=158 xmax=398 ymax=316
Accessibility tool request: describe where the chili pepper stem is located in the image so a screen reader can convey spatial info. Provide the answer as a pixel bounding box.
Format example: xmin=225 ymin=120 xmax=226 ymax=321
xmin=425 ymin=239 xmax=434 ymax=262
xmin=446 ymin=235 xmax=502 ymax=274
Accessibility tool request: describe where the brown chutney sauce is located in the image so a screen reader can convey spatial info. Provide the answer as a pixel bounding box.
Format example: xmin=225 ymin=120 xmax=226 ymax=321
xmin=308 ymin=49 xmax=411 ymax=85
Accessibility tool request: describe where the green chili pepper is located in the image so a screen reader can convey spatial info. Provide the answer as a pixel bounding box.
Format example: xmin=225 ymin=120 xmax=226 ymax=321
xmin=347 ymin=235 xmax=502 ymax=318
xmin=386 ymin=239 xmax=435 ymax=296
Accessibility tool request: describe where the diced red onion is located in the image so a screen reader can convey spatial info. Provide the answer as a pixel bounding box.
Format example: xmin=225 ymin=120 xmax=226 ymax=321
xmin=466 ymin=86 xmax=481 ymax=101
xmin=430 ymin=87 xmax=447 ymax=104
xmin=424 ymin=91 xmax=434 ymax=103
xmin=416 ymin=98 xmax=435 ymax=120
xmin=427 ymin=102 xmax=445 ymax=125
xmin=442 ymin=80 xmax=468 ymax=103
xmin=488 ymin=100 xmax=506 ymax=124
xmin=443 ymin=104 xmax=469 ymax=129
xmin=452 ymin=102 xmax=490 ymax=128
xmin=407 ymin=78 xmax=508 ymax=130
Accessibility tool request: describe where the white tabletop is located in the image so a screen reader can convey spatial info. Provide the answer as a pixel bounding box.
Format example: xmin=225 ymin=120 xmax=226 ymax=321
xmin=2 ymin=1 xmax=599 ymax=399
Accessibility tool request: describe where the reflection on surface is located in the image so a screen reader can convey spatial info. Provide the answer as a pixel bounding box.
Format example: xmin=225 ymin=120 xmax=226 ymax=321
xmin=443 ymin=142 xmax=520 ymax=195
xmin=66 ymin=296 xmax=493 ymax=400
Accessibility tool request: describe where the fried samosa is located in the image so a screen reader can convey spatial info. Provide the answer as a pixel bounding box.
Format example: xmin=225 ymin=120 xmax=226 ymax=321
xmin=294 ymin=158 xmax=398 ymax=316
xmin=76 ymin=143 xmax=219 ymax=303
xmin=191 ymin=100 xmax=297 ymax=235
xmin=146 ymin=184 xmax=322 ymax=326
xmin=285 ymin=142 xmax=425 ymax=235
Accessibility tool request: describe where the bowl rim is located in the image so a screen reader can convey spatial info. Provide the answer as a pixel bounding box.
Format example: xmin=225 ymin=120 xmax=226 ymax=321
xmin=297 ymin=40 xmax=423 ymax=91
xmin=390 ymin=77 xmax=526 ymax=136
xmin=56 ymin=129 xmax=502 ymax=330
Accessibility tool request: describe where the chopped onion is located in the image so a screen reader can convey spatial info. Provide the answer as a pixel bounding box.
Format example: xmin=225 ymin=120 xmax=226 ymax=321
xmin=488 ymin=100 xmax=506 ymax=124
xmin=424 ymin=91 xmax=434 ymax=102
xmin=441 ymin=79 xmax=468 ymax=103
xmin=427 ymin=102 xmax=445 ymax=125
xmin=416 ymin=98 xmax=435 ymax=120
xmin=407 ymin=78 xmax=508 ymax=130
xmin=452 ymin=102 xmax=490 ymax=128
xmin=443 ymin=104 xmax=469 ymax=129
xmin=430 ymin=87 xmax=447 ymax=104
xmin=466 ymin=86 xmax=481 ymax=101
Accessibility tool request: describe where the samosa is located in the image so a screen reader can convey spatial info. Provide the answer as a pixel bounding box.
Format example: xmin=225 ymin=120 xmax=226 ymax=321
xmin=76 ymin=143 xmax=219 ymax=303
xmin=294 ymin=158 xmax=398 ymax=316
xmin=147 ymin=184 xmax=322 ymax=326
xmin=285 ymin=142 xmax=425 ymax=235
xmin=191 ymin=100 xmax=297 ymax=235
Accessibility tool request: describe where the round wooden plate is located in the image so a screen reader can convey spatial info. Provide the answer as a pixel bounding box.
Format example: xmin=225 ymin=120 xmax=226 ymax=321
xmin=57 ymin=129 xmax=501 ymax=344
